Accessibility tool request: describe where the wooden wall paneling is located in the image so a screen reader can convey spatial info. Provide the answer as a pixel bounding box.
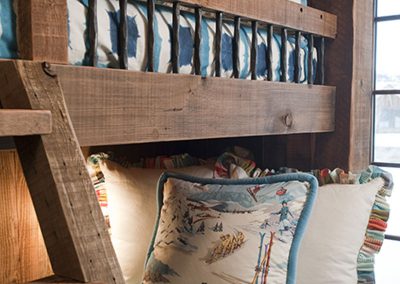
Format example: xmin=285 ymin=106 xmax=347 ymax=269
xmin=0 ymin=61 xmax=124 ymax=283
xmin=15 ymin=0 xmax=68 ymax=64
xmin=0 ymin=110 xmax=52 ymax=137
xmin=172 ymin=0 xmax=337 ymax=38
xmin=0 ymin=150 xmax=53 ymax=283
xmin=52 ymin=64 xmax=336 ymax=147
xmin=309 ymin=0 xmax=374 ymax=171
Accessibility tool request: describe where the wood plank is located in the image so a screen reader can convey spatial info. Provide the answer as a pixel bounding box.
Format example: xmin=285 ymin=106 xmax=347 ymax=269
xmin=171 ymin=0 xmax=337 ymax=38
xmin=0 ymin=61 xmax=124 ymax=283
xmin=349 ymin=0 xmax=374 ymax=171
xmin=310 ymin=0 xmax=374 ymax=171
xmin=15 ymin=0 xmax=68 ymax=64
xmin=0 ymin=150 xmax=53 ymax=283
xmin=49 ymin=64 xmax=335 ymax=147
xmin=0 ymin=110 xmax=52 ymax=137
xmin=310 ymin=0 xmax=353 ymax=171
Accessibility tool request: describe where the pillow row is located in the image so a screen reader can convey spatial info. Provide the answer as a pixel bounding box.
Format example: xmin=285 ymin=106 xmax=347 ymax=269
xmin=87 ymin=154 xmax=392 ymax=284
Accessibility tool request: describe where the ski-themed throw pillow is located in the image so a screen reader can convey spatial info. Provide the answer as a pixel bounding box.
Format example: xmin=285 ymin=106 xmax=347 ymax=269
xmin=143 ymin=172 xmax=318 ymax=284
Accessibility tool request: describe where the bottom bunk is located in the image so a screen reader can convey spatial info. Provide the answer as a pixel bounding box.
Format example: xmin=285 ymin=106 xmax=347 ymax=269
xmin=0 ymin=140 xmax=393 ymax=284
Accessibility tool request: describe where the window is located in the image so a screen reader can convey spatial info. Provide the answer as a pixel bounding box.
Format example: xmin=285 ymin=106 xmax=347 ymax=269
xmin=373 ymin=1 xmax=400 ymax=282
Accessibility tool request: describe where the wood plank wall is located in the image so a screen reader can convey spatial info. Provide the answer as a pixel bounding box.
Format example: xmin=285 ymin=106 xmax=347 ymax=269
xmin=0 ymin=150 xmax=53 ymax=283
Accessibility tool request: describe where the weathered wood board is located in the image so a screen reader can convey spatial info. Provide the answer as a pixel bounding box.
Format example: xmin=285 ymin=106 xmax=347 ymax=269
xmin=51 ymin=64 xmax=336 ymax=147
xmin=170 ymin=0 xmax=337 ymax=38
xmin=0 ymin=110 xmax=52 ymax=137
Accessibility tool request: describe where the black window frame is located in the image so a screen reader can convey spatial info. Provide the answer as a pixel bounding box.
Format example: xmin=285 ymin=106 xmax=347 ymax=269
xmin=372 ymin=0 xmax=400 ymax=241
xmin=372 ymin=1 xmax=400 ymax=168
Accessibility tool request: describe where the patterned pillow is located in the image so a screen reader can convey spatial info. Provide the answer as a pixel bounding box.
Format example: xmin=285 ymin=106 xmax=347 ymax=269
xmin=143 ymin=172 xmax=318 ymax=284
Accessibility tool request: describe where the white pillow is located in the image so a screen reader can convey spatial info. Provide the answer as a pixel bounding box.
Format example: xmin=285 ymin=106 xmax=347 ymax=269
xmin=296 ymin=178 xmax=384 ymax=284
xmin=98 ymin=160 xmax=213 ymax=284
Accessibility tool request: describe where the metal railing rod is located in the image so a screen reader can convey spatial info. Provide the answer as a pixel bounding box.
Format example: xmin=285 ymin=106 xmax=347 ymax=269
xmin=267 ymin=24 xmax=273 ymax=81
xmin=147 ymin=0 xmax=155 ymax=72
xmin=172 ymin=2 xmax=181 ymax=73
xmin=233 ymin=16 xmax=241 ymax=79
xmin=194 ymin=7 xmax=202 ymax=75
xmin=215 ymin=12 xmax=222 ymax=77
xmin=251 ymin=21 xmax=258 ymax=80
xmin=307 ymin=34 xmax=314 ymax=85
xmin=88 ymin=0 xmax=98 ymax=67
xmin=294 ymin=31 xmax=301 ymax=83
xmin=280 ymin=28 xmax=288 ymax=82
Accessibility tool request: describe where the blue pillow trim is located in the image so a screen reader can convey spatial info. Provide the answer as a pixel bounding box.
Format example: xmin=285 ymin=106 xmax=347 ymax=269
xmin=145 ymin=172 xmax=318 ymax=284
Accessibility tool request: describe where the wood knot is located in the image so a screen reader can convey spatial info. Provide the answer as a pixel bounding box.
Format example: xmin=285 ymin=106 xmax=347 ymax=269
xmin=282 ymin=113 xmax=293 ymax=128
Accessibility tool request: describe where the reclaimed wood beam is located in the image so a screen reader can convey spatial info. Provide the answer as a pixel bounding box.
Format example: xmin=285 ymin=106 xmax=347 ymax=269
xmin=0 ymin=61 xmax=124 ymax=283
xmin=48 ymin=64 xmax=336 ymax=147
xmin=169 ymin=0 xmax=337 ymax=38
xmin=0 ymin=110 xmax=52 ymax=137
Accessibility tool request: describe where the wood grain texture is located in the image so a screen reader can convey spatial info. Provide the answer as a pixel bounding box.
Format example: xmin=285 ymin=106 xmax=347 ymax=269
xmin=49 ymin=64 xmax=336 ymax=147
xmin=15 ymin=0 xmax=68 ymax=64
xmin=349 ymin=0 xmax=374 ymax=171
xmin=0 ymin=150 xmax=53 ymax=283
xmin=169 ymin=0 xmax=337 ymax=38
xmin=310 ymin=0 xmax=353 ymax=170
xmin=0 ymin=61 xmax=124 ymax=283
xmin=310 ymin=0 xmax=373 ymax=171
xmin=0 ymin=110 xmax=52 ymax=137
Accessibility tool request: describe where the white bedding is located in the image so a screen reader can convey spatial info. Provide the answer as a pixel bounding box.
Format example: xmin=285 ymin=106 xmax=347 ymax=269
xmin=68 ymin=0 xmax=317 ymax=82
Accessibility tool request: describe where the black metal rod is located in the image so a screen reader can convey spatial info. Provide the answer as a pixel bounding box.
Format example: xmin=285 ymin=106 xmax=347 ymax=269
xmin=385 ymin=234 xmax=400 ymax=241
xmin=307 ymin=34 xmax=314 ymax=85
xmin=317 ymin=37 xmax=325 ymax=85
xmin=147 ymin=0 xmax=155 ymax=72
xmin=233 ymin=16 xmax=240 ymax=79
xmin=118 ymin=0 xmax=128 ymax=69
xmin=194 ymin=7 xmax=202 ymax=75
xmin=88 ymin=0 xmax=98 ymax=67
xmin=373 ymin=89 xmax=400 ymax=95
xmin=280 ymin=28 xmax=287 ymax=82
xmin=215 ymin=12 xmax=222 ymax=77
xmin=251 ymin=21 xmax=258 ymax=80
xmin=267 ymin=24 xmax=273 ymax=81
xmin=294 ymin=31 xmax=301 ymax=83
xmin=375 ymin=14 xmax=400 ymax=22
xmin=172 ymin=2 xmax=180 ymax=74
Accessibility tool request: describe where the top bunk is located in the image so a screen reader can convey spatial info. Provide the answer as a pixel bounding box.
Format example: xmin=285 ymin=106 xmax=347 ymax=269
xmin=0 ymin=0 xmax=337 ymax=147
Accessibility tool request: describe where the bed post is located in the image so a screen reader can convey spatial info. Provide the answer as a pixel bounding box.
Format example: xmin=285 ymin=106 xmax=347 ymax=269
xmin=0 ymin=61 xmax=124 ymax=283
xmin=309 ymin=0 xmax=374 ymax=171
xmin=15 ymin=0 xmax=68 ymax=64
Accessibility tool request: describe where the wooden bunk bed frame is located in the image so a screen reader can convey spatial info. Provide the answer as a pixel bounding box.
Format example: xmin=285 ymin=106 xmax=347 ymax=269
xmin=0 ymin=0 xmax=375 ymax=283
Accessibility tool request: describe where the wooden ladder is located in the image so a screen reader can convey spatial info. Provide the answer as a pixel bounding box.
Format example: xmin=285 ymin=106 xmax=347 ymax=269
xmin=0 ymin=61 xmax=124 ymax=284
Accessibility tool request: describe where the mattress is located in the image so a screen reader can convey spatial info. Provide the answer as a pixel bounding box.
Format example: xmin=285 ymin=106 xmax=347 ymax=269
xmin=0 ymin=0 xmax=316 ymax=83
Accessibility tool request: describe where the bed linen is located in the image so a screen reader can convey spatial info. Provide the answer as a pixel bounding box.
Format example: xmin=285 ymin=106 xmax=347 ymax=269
xmin=68 ymin=0 xmax=317 ymax=82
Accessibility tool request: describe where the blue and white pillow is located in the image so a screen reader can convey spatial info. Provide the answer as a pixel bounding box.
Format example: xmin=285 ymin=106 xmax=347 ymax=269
xmin=143 ymin=172 xmax=318 ymax=284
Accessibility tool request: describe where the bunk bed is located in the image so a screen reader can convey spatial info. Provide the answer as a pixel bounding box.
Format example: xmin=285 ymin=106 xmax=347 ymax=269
xmin=0 ymin=0 xmax=382 ymax=283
